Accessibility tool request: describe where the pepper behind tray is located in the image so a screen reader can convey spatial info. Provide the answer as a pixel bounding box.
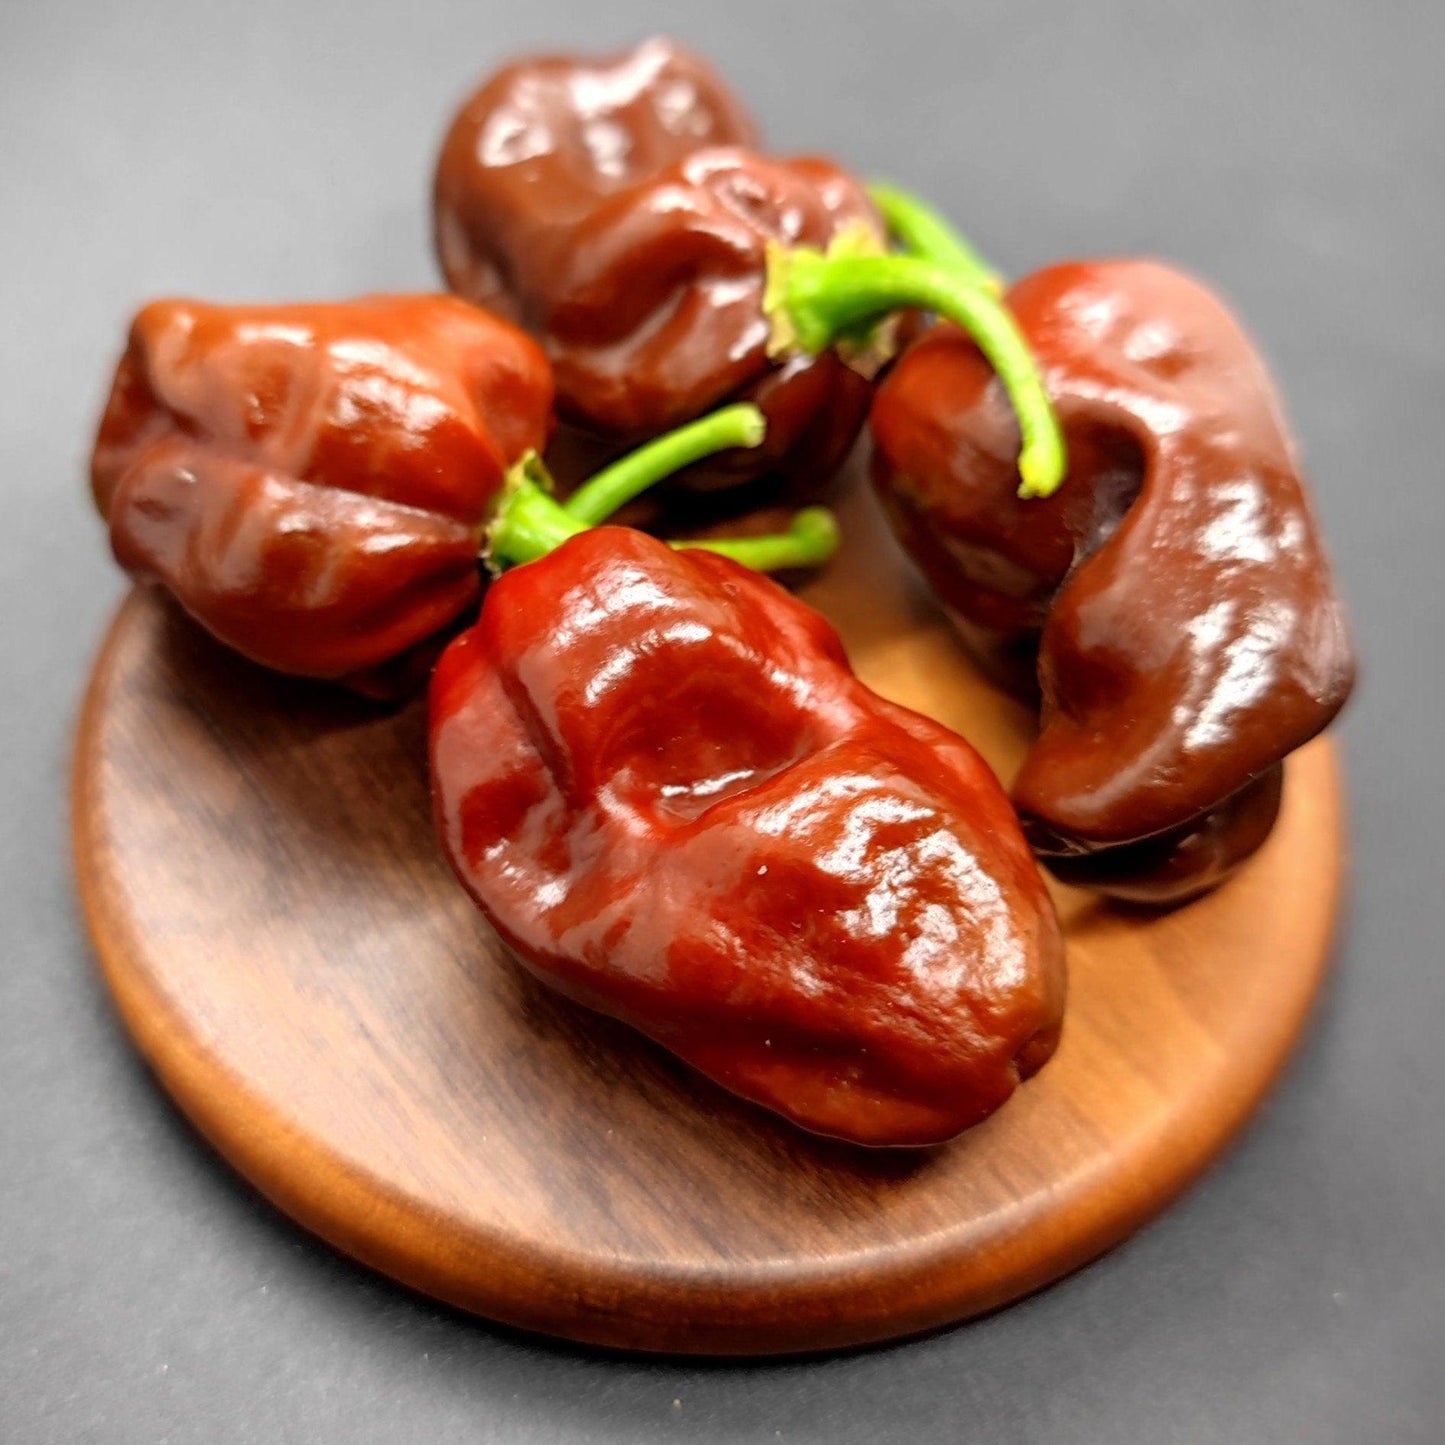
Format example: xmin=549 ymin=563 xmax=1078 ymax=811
xmin=433 ymin=36 xmax=882 ymax=494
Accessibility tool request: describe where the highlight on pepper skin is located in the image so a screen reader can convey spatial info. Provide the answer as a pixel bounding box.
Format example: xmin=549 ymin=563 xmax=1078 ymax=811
xmin=430 ymin=527 xmax=1066 ymax=1148
xmin=432 ymin=36 xmax=883 ymax=495
xmin=870 ymin=259 xmax=1355 ymax=904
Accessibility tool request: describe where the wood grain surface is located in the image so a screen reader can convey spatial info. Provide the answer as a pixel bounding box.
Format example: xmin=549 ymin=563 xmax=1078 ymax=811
xmin=71 ymin=478 xmax=1345 ymax=1356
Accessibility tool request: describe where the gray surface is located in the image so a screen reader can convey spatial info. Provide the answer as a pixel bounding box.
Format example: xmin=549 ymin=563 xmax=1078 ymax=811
xmin=2 ymin=0 xmax=1442 ymax=1439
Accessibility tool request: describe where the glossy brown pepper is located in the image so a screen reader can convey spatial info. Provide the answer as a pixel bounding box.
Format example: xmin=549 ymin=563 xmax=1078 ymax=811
xmin=92 ymin=295 xmax=552 ymax=694
xmin=433 ymin=37 xmax=881 ymax=494
xmin=431 ymin=527 xmax=1066 ymax=1146
xmin=870 ymin=260 xmax=1355 ymax=903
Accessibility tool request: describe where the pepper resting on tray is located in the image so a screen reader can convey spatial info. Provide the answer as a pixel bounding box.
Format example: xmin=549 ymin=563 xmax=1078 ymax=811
xmin=430 ymin=526 xmax=1066 ymax=1147
xmin=92 ymin=295 xmax=835 ymax=694
xmin=868 ymin=240 xmax=1355 ymax=903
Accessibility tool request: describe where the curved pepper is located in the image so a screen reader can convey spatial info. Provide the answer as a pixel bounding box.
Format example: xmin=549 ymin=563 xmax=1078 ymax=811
xmin=870 ymin=260 xmax=1355 ymax=903
xmin=430 ymin=526 xmax=1065 ymax=1146
xmin=92 ymin=295 xmax=553 ymax=694
xmin=432 ymin=37 xmax=882 ymax=493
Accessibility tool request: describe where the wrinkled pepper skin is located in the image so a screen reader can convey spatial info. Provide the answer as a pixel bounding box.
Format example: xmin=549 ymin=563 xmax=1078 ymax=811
xmin=92 ymin=295 xmax=552 ymax=693
xmin=870 ymin=261 xmax=1355 ymax=903
xmin=433 ymin=37 xmax=879 ymax=494
xmin=430 ymin=527 xmax=1066 ymax=1147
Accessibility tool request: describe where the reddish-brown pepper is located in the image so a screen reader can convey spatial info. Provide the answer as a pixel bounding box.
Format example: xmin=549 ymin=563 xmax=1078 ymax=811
xmin=870 ymin=260 xmax=1355 ymax=903
xmin=430 ymin=526 xmax=1065 ymax=1146
xmin=92 ymin=295 xmax=552 ymax=693
xmin=433 ymin=37 xmax=881 ymax=493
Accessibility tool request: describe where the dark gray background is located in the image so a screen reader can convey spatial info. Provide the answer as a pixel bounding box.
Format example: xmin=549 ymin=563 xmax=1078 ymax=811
xmin=3 ymin=1 xmax=1442 ymax=1440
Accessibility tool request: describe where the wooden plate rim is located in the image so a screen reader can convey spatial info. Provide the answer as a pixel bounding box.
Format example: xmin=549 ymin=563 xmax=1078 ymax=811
xmin=72 ymin=588 xmax=1346 ymax=1355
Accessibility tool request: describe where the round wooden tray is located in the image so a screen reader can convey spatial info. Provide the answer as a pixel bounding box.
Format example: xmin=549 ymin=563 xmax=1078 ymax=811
xmin=72 ymin=479 xmax=1344 ymax=1356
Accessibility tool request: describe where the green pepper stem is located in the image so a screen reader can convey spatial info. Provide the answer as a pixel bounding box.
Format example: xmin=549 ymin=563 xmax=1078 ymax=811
xmin=765 ymin=247 xmax=1065 ymax=500
xmin=561 ymin=403 xmax=767 ymax=525
xmin=673 ymin=507 xmax=839 ymax=572
xmin=867 ymin=180 xmax=1004 ymax=295
xmin=485 ymin=413 xmax=840 ymax=575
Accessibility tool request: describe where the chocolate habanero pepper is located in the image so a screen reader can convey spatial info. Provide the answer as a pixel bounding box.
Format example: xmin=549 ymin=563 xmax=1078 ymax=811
xmin=92 ymin=296 xmax=834 ymax=694
xmin=869 ymin=248 xmax=1355 ymax=903
xmin=432 ymin=37 xmax=888 ymax=494
xmin=430 ymin=526 xmax=1065 ymax=1147
xmin=92 ymin=295 xmax=553 ymax=694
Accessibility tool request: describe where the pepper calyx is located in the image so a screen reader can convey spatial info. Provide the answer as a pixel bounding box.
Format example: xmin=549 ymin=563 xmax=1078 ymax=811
xmin=485 ymin=451 xmax=587 ymax=574
xmin=764 ymin=223 xmax=898 ymax=377
xmin=763 ymin=246 xmax=1067 ymax=501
